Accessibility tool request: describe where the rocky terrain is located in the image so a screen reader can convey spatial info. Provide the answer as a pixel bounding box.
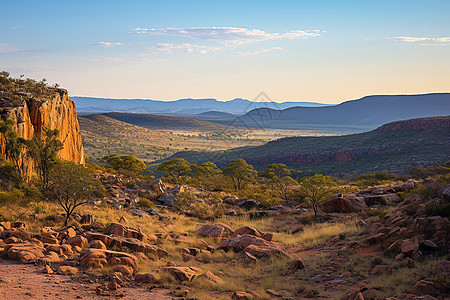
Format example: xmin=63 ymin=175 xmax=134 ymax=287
xmin=1 ymin=173 xmax=448 ymax=299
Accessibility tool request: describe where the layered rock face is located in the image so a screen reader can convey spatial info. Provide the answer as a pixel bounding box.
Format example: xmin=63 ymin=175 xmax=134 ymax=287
xmin=0 ymin=89 xmax=84 ymax=176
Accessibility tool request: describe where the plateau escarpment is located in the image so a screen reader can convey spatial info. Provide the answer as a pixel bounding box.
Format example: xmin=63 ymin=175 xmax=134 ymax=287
xmin=0 ymin=78 xmax=84 ymax=176
xmin=167 ymin=116 xmax=450 ymax=176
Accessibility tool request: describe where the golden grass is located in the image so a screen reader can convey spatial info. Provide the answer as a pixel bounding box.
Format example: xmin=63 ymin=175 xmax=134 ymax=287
xmin=274 ymin=221 xmax=359 ymax=247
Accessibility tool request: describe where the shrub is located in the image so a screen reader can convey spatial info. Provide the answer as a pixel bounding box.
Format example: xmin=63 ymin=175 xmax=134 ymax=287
xmin=139 ymin=197 xmax=155 ymax=209
xmin=425 ymin=203 xmax=450 ymax=218
xmin=0 ymin=188 xmax=25 ymax=205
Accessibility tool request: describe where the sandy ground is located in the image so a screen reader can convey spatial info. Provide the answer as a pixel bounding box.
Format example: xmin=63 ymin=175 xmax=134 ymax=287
xmin=0 ymin=259 xmax=172 ymax=300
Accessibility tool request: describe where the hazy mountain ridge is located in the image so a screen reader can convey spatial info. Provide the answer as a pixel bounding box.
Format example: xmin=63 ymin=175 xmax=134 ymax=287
xmin=72 ymin=96 xmax=329 ymax=115
xmin=239 ymin=93 xmax=450 ymax=132
xmin=165 ymin=116 xmax=450 ymax=177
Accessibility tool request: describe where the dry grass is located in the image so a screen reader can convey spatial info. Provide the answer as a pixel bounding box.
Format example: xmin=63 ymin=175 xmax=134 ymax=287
xmin=275 ymin=221 xmax=359 ymax=247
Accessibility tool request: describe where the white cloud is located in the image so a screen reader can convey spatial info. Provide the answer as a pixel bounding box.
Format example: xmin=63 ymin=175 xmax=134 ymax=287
xmin=94 ymin=42 xmax=123 ymax=47
xmin=133 ymin=26 xmax=321 ymax=45
xmin=387 ymin=36 xmax=450 ymax=44
xmin=0 ymin=43 xmax=19 ymax=53
xmin=236 ymin=47 xmax=283 ymax=56
xmin=94 ymin=56 xmax=162 ymax=64
xmin=150 ymin=43 xmax=222 ymax=54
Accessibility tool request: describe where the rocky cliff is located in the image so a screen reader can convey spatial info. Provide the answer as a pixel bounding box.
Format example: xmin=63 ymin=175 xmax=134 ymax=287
xmin=0 ymin=88 xmax=84 ymax=176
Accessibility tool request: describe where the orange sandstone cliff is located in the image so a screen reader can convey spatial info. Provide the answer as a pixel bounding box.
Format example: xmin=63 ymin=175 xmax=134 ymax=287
xmin=0 ymin=88 xmax=84 ymax=176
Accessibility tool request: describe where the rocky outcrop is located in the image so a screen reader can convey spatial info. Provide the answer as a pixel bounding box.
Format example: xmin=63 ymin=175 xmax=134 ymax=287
xmin=0 ymin=89 xmax=84 ymax=177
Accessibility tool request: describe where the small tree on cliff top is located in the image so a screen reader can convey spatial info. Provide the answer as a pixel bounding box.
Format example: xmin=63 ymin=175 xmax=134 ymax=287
xmin=47 ymin=161 xmax=105 ymax=226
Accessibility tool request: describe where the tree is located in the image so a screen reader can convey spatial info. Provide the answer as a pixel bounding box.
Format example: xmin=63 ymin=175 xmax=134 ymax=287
xmin=223 ymin=159 xmax=257 ymax=190
xmin=102 ymin=154 xmax=146 ymax=176
xmin=297 ymin=174 xmax=336 ymax=217
xmin=26 ymin=128 xmax=63 ymax=190
xmin=157 ymin=158 xmax=192 ymax=179
xmin=260 ymin=163 xmax=297 ymax=201
xmin=46 ymin=161 xmax=105 ymax=226
xmin=0 ymin=120 xmax=27 ymax=182
xmin=192 ymin=161 xmax=222 ymax=177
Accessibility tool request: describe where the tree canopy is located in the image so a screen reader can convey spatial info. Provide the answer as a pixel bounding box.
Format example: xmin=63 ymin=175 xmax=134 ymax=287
xmin=102 ymin=154 xmax=146 ymax=176
xmin=223 ymin=158 xmax=257 ymax=190
xmin=297 ymin=174 xmax=336 ymax=217
xmin=46 ymin=161 xmax=105 ymax=226
xmin=157 ymin=158 xmax=192 ymax=179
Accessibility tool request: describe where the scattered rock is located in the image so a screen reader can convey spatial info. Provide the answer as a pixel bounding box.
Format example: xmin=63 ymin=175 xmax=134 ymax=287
xmin=196 ymin=271 xmax=224 ymax=284
xmin=161 ymin=266 xmax=199 ymax=282
xmin=57 ymin=265 xmax=78 ymax=275
xmin=288 ymin=258 xmax=305 ymax=271
xmin=65 ymin=235 xmax=88 ymax=248
xmin=232 ymin=291 xmax=254 ymax=300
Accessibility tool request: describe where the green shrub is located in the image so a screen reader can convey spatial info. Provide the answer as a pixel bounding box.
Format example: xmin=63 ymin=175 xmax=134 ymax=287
xmin=139 ymin=197 xmax=155 ymax=209
xmin=0 ymin=189 xmax=25 ymax=204
xmin=425 ymin=203 xmax=450 ymax=218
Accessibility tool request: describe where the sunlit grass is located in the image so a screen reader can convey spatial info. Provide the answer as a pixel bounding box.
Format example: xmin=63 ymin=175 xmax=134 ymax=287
xmin=274 ymin=221 xmax=359 ymax=247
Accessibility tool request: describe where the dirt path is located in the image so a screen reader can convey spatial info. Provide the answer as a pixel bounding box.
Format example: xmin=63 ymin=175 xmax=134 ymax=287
xmin=0 ymin=259 xmax=172 ymax=300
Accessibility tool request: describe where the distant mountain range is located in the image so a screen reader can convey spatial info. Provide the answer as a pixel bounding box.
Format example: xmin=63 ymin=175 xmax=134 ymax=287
xmin=164 ymin=116 xmax=450 ymax=177
xmin=72 ymin=96 xmax=329 ymax=115
xmin=73 ymin=93 xmax=450 ymax=134
xmin=236 ymin=93 xmax=450 ymax=132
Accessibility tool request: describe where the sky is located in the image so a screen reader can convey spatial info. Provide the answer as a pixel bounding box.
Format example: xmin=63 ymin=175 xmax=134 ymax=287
xmin=1 ymin=0 xmax=449 ymax=104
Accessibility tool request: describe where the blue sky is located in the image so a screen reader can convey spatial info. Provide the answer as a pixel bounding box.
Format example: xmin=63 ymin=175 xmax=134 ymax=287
xmin=1 ymin=0 xmax=449 ymax=103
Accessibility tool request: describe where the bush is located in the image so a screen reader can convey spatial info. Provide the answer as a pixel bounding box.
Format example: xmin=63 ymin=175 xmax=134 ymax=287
xmin=0 ymin=189 xmax=25 ymax=205
xmin=139 ymin=197 xmax=155 ymax=209
xmin=425 ymin=203 xmax=450 ymax=218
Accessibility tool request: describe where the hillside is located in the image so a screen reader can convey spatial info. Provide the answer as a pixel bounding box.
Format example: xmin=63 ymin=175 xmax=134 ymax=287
xmin=79 ymin=114 xmax=271 ymax=163
xmin=239 ymin=93 xmax=450 ymax=132
xmin=99 ymin=112 xmax=241 ymax=132
xmin=166 ymin=116 xmax=450 ymax=177
xmin=72 ymin=96 xmax=329 ymax=115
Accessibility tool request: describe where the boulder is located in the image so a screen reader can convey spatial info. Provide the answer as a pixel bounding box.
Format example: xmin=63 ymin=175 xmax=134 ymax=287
xmin=365 ymin=193 xmax=401 ymax=206
xmin=401 ymin=238 xmax=419 ymax=256
xmin=233 ymin=226 xmax=272 ymax=241
xmin=4 ymin=242 xmax=45 ymax=263
xmin=196 ymin=225 xmax=226 ymax=238
xmin=161 ymin=266 xmax=199 ymax=282
xmin=65 ymin=235 xmax=88 ymax=248
xmin=237 ymin=199 xmax=260 ymax=209
xmin=432 ymin=260 xmax=450 ymax=276
xmin=196 ymin=271 xmax=224 ymax=284
xmin=57 ymin=266 xmax=78 ymax=275
xmin=217 ymin=234 xmax=287 ymax=257
xmin=157 ymin=185 xmax=185 ymax=206
xmin=441 ymin=185 xmax=450 ymax=201
xmin=288 ymin=258 xmax=305 ymax=271
xmin=89 ymin=239 xmax=107 ymax=250
xmin=80 ymin=248 xmax=138 ymax=274
xmin=106 ymin=223 xmax=148 ymax=242
xmin=410 ymin=279 xmax=442 ymax=297
xmin=232 ymin=291 xmax=254 ymax=300
xmin=319 ymin=197 xmax=366 ymax=213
